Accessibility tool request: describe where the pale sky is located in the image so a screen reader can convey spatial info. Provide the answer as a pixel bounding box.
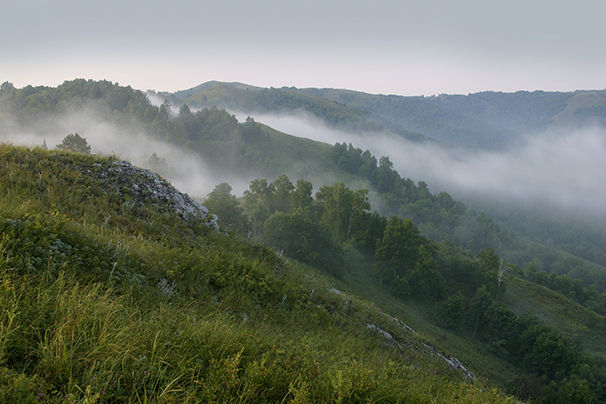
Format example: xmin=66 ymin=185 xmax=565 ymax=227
xmin=1 ymin=0 xmax=605 ymax=95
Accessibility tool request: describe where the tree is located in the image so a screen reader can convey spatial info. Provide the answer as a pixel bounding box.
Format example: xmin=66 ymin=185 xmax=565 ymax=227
xmin=204 ymin=183 xmax=251 ymax=234
xmin=440 ymin=292 xmax=466 ymax=330
xmin=469 ymin=285 xmax=494 ymax=339
xmin=407 ymin=244 xmax=446 ymax=300
xmin=477 ymin=247 xmax=510 ymax=299
xmin=374 ymin=216 xmax=422 ymax=284
xmin=520 ymin=325 xmax=579 ymax=381
xmin=240 ymin=116 xmax=263 ymax=143
xmin=316 ymin=182 xmax=370 ymax=242
xmin=547 ymin=375 xmax=597 ymax=404
xmin=290 ymin=179 xmax=313 ymax=211
xmin=56 ymin=133 xmax=91 ymax=154
xmin=390 ymin=276 xmax=411 ymax=299
xmin=0 ymin=81 xmax=15 ymax=94
xmin=262 ymin=209 xmax=344 ymax=277
xmin=243 ymin=179 xmax=276 ymax=236
xmin=272 ymin=174 xmax=295 ymax=213
xmin=160 ymin=99 xmax=172 ymax=118
xmin=178 ymin=103 xmax=192 ymax=117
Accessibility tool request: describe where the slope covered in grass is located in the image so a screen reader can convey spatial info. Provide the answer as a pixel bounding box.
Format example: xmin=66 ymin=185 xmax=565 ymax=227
xmin=0 ymin=144 xmax=513 ymax=403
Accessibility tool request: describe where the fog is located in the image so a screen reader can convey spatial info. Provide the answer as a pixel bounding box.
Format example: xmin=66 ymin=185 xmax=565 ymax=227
xmin=0 ymin=109 xmax=250 ymax=200
xmin=3 ymin=105 xmax=605 ymax=220
xmin=237 ymin=111 xmax=606 ymax=218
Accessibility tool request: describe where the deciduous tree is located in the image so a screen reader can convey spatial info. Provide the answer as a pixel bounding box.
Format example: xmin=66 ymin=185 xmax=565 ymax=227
xmin=56 ymin=133 xmax=91 ymax=154
xmin=205 ymin=182 xmax=251 ymax=234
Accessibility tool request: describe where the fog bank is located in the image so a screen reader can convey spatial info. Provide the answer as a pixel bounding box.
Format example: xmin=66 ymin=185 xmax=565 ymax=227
xmin=240 ymin=111 xmax=606 ymax=218
xmin=0 ymin=109 xmax=249 ymax=199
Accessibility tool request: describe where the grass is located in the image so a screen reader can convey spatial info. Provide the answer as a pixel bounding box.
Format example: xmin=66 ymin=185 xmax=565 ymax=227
xmin=0 ymin=144 xmax=518 ymax=402
xmin=337 ymin=256 xmax=522 ymax=389
xmin=503 ymin=276 xmax=606 ymax=353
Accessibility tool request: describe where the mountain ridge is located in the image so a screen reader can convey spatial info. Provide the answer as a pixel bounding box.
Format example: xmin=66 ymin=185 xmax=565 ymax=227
xmin=170 ymin=81 xmax=606 ymax=150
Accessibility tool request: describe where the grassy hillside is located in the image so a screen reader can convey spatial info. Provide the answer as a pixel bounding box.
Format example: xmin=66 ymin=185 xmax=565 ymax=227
xmin=0 ymin=144 xmax=515 ymax=403
xmin=3 ymin=79 xmax=606 ymax=297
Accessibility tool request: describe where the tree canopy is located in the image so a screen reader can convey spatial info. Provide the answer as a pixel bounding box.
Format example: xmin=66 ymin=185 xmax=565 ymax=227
xmin=56 ymin=133 xmax=91 ymax=154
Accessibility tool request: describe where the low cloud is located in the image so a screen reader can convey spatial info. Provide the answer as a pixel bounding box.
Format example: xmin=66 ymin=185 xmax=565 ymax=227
xmin=241 ymin=111 xmax=606 ymax=218
xmin=3 ymin=106 xmax=605 ymax=220
xmin=0 ymin=108 xmax=247 ymax=200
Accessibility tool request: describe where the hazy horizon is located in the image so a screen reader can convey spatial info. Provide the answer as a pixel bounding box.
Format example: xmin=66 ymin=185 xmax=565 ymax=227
xmin=1 ymin=1 xmax=605 ymax=97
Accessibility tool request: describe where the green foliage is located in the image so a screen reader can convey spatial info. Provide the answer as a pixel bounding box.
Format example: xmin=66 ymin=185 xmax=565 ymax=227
xmin=374 ymin=216 xmax=422 ymax=284
xmin=518 ymin=317 xmax=580 ymax=381
xmin=204 ymin=182 xmax=251 ymax=234
xmin=291 ymin=179 xmax=314 ymax=211
xmin=7 ymin=80 xmax=604 ymax=300
xmin=1 ymin=144 xmax=524 ymax=403
xmin=272 ymin=174 xmax=295 ymax=213
xmin=244 ymin=178 xmax=276 ymax=236
xmin=316 ymin=181 xmax=371 ymax=242
xmin=5 ymin=80 xmax=606 ymax=402
xmin=56 ymin=133 xmax=91 ymax=154
xmin=0 ymin=367 xmax=54 ymax=404
xmin=390 ymin=276 xmax=410 ymax=300
xmin=407 ymin=245 xmax=446 ymax=300
xmin=439 ymin=292 xmax=466 ymax=330
xmin=262 ymin=210 xmax=344 ymax=277
xmin=5 ymin=144 xmax=606 ymax=403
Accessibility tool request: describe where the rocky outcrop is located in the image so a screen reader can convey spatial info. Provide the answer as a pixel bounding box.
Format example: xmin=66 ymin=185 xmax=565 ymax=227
xmin=92 ymin=160 xmax=218 ymax=229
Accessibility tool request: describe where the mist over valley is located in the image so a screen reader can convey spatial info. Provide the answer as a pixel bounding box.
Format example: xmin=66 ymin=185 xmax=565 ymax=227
xmin=2 ymin=79 xmax=606 ymax=403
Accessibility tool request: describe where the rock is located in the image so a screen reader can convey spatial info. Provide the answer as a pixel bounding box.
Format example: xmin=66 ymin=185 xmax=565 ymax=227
xmin=91 ymin=160 xmax=219 ymax=230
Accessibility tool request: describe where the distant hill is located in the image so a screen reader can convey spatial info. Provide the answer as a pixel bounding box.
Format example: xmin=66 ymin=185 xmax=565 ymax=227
xmin=170 ymin=81 xmax=606 ymax=150
xmin=161 ymin=81 xmax=425 ymax=141
xmin=294 ymin=87 xmax=606 ymax=149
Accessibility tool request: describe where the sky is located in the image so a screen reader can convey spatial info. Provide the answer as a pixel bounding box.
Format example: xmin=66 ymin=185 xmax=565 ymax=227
xmin=2 ymin=0 xmax=605 ymax=96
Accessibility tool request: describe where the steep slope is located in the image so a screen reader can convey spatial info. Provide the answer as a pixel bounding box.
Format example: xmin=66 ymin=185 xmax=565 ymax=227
xmin=172 ymin=82 xmax=606 ymax=150
xmin=3 ymin=79 xmax=606 ymax=296
xmin=0 ymin=144 xmax=513 ymax=403
xmin=3 ymin=79 xmax=606 ymax=290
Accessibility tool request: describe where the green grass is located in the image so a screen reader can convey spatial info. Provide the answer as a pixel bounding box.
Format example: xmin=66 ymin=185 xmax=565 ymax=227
xmin=503 ymin=276 xmax=606 ymax=353
xmin=337 ymin=256 xmax=522 ymax=389
xmin=0 ymin=144 xmax=517 ymax=403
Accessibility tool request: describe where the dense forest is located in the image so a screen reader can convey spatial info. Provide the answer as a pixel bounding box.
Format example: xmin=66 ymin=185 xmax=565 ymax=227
xmin=2 ymin=79 xmax=606 ymax=402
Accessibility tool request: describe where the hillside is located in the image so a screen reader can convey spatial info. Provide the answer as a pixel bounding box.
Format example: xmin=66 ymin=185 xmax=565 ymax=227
xmin=161 ymin=81 xmax=606 ymax=287
xmin=3 ymin=79 xmax=606 ymax=287
xmin=4 ymin=144 xmax=606 ymax=403
xmin=171 ymin=81 xmax=606 ymax=151
xmin=161 ymin=82 xmax=423 ymax=140
xmin=0 ymin=144 xmax=516 ymax=403
xmin=1 ymin=81 xmax=606 ymax=400
xmin=293 ymin=87 xmax=606 ymax=150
